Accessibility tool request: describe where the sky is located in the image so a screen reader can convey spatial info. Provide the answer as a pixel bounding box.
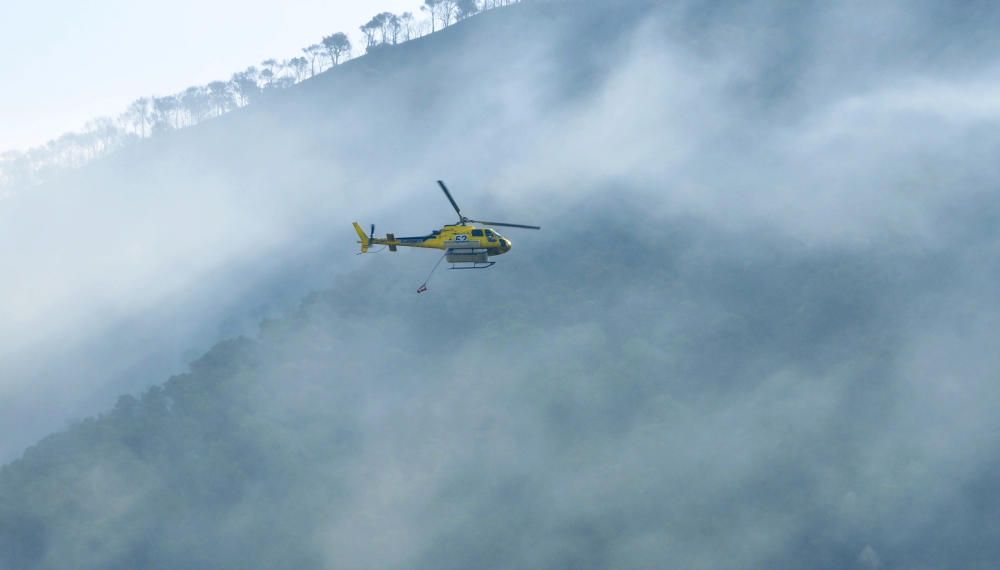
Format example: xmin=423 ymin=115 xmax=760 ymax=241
xmin=0 ymin=0 xmax=421 ymax=152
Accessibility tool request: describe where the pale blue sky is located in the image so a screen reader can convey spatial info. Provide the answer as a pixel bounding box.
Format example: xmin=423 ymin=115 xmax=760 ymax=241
xmin=1 ymin=0 xmax=421 ymax=152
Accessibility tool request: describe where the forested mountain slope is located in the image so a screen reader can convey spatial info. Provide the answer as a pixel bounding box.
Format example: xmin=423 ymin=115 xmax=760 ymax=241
xmin=4 ymin=1 xmax=1000 ymax=568
xmin=0 ymin=0 xmax=655 ymax=460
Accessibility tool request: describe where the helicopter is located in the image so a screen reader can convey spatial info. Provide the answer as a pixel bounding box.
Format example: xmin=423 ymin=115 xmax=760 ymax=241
xmin=353 ymin=181 xmax=541 ymax=273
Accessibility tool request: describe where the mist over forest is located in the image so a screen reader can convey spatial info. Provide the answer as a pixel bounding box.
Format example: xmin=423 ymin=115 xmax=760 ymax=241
xmin=3 ymin=0 xmax=1000 ymax=568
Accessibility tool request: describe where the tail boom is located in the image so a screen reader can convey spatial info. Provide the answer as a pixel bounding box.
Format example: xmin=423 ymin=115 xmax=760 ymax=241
xmin=354 ymin=223 xmax=428 ymax=253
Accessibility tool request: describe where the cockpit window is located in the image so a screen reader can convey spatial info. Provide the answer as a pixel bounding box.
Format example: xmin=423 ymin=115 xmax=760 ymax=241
xmin=485 ymin=229 xmax=494 ymax=237
xmin=471 ymin=229 xmax=484 ymax=236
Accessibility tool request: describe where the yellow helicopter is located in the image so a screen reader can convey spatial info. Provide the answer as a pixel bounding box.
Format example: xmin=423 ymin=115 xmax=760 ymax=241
xmin=353 ymin=181 xmax=540 ymax=274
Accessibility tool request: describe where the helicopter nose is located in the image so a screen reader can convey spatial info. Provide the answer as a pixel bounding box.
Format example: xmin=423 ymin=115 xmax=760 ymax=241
xmin=502 ymin=238 xmax=512 ymax=251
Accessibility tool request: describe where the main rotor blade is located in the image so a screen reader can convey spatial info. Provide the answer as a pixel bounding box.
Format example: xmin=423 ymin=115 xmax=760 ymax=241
xmin=470 ymin=219 xmax=541 ymax=230
xmin=437 ymin=180 xmax=463 ymax=219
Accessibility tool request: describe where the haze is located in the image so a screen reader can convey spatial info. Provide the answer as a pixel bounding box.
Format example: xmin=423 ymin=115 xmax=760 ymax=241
xmin=3 ymin=1 xmax=1000 ymax=567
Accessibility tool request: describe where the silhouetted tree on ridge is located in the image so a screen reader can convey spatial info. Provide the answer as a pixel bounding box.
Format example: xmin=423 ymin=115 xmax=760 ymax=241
xmin=124 ymin=97 xmax=153 ymax=138
xmin=322 ymin=32 xmax=352 ymax=66
xmin=288 ymin=57 xmax=310 ymax=81
xmin=457 ymin=0 xmax=480 ymax=19
xmin=207 ymin=81 xmax=232 ymax=116
xmin=303 ymin=44 xmax=325 ymax=77
xmin=399 ymin=12 xmax=417 ymax=41
xmin=181 ymin=86 xmax=211 ymax=125
xmin=230 ymin=67 xmax=259 ymax=107
xmin=0 ymin=0 xmax=524 ymax=196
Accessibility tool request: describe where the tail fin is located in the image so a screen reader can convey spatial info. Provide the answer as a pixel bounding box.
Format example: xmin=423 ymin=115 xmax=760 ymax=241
xmin=353 ymin=222 xmax=370 ymax=253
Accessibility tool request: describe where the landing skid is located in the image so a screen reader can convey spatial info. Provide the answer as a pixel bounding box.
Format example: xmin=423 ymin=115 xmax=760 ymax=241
xmin=417 ymin=255 xmax=495 ymax=293
xmin=449 ymin=261 xmax=496 ymax=270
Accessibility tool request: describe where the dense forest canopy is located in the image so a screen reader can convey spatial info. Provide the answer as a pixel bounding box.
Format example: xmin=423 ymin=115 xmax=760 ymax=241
xmin=4 ymin=0 xmax=1000 ymax=568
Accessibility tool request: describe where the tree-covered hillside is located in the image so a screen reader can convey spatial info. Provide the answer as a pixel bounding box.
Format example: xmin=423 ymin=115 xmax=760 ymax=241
xmin=5 ymin=210 xmax=1000 ymax=568
xmin=4 ymin=0 xmax=1000 ymax=568
xmin=1 ymin=0 xmax=659 ymax=459
xmin=0 ymin=1 xmax=525 ymax=195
